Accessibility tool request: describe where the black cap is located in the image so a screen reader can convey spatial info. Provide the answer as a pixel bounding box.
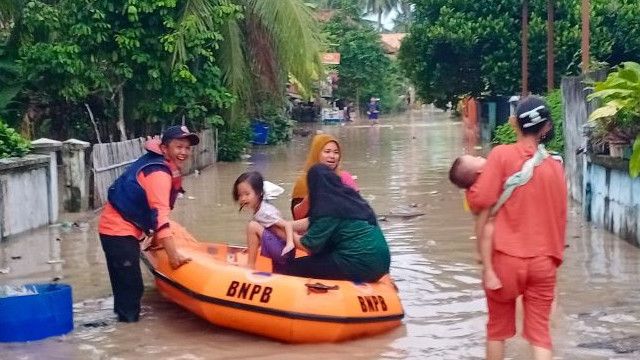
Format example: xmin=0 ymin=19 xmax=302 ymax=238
xmin=161 ymin=125 xmax=200 ymax=146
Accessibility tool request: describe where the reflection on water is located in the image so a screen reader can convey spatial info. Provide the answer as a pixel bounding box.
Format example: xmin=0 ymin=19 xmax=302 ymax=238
xmin=1 ymin=110 xmax=640 ymax=359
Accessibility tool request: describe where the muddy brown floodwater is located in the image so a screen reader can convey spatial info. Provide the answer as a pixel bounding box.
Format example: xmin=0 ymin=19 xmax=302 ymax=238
xmin=1 ymin=109 xmax=640 ymax=359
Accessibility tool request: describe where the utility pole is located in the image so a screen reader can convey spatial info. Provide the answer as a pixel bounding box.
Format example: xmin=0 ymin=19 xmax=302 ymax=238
xmin=547 ymin=0 xmax=555 ymax=91
xmin=581 ymin=0 xmax=590 ymax=73
xmin=521 ymin=0 xmax=529 ymax=96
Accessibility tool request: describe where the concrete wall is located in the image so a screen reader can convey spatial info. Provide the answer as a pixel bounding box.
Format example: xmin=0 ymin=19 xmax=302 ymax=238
xmin=0 ymin=155 xmax=51 ymax=239
xmin=584 ymin=156 xmax=640 ymax=247
xmin=561 ymin=71 xmax=607 ymax=204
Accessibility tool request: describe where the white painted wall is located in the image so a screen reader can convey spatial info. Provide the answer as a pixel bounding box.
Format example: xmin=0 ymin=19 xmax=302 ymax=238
xmin=0 ymin=155 xmax=51 ymax=239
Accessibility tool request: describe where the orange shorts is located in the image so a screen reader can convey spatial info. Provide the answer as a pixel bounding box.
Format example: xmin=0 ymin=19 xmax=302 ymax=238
xmin=485 ymin=252 xmax=557 ymax=349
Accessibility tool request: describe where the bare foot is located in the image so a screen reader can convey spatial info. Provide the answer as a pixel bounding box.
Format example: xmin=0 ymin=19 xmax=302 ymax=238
xmin=281 ymin=242 xmax=295 ymax=256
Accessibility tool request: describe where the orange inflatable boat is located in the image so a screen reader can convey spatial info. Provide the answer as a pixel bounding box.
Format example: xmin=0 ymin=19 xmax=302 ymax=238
xmin=141 ymin=222 xmax=404 ymax=343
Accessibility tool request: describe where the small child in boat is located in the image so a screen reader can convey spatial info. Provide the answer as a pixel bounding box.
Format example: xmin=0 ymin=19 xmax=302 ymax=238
xmin=233 ymin=171 xmax=296 ymax=269
xmin=449 ymin=155 xmax=503 ymax=290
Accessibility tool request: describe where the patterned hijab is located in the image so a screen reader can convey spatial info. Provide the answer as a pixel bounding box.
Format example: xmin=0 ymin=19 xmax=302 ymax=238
xmin=291 ymin=134 xmax=342 ymax=200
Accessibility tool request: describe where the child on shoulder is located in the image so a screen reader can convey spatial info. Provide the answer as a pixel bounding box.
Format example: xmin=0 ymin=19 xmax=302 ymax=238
xmin=449 ymin=154 xmax=503 ymax=290
xmin=233 ymin=171 xmax=297 ymax=269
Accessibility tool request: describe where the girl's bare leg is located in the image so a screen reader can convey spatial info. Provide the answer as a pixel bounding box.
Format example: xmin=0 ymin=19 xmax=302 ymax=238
xmin=246 ymin=221 xmax=263 ymax=268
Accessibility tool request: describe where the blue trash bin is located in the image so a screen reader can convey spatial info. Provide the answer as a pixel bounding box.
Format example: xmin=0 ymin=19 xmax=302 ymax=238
xmin=0 ymin=283 xmax=74 ymax=342
xmin=251 ymin=121 xmax=269 ymax=145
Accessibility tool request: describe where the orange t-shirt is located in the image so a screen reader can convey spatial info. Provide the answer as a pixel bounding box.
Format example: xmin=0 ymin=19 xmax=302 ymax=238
xmin=467 ymin=140 xmax=567 ymax=263
xmin=98 ymin=170 xmax=173 ymax=240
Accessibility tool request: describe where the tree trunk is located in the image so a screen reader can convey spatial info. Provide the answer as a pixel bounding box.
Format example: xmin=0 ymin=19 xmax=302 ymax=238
xmin=356 ymin=88 xmax=361 ymax=119
xmin=85 ymin=103 xmax=102 ymax=143
xmin=378 ymin=11 xmax=383 ymax=32
xmin=581 ymin=0 xmax=590 ymax=73
xmin=117 ymin=87 xmax=127 ymax=141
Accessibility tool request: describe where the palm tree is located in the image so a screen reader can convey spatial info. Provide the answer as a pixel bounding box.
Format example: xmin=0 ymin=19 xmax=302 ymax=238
xmin=0 ymin=0 xmax=24 ymax=111
xmin=0 ymin=0 xmax=23 ymax=56
xmin=392 ymin=0 xmax=412 ymax=32
xmin=173 ymin=0 xmax=324 ymax=123
xmin=0 ymin=0 xmax=17 ymax=26
xmin=361 ymin=0 xmax=397 ymax=31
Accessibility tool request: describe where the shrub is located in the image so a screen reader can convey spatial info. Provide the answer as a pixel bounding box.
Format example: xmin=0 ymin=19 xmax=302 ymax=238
xmin=492 ymin=122 xmax=517 ymax=146
xmin=0 ymin=119 xmax=31 ymax=158
xmin=492 ymin=90 xmax=565 ymax=155
xmin=545 ymin=89 xmax=565 ymax=155
xmin=217 ymin=122 xmax=250 ymax=162
xmin=258 ymin=103 xmax=293 ymax=145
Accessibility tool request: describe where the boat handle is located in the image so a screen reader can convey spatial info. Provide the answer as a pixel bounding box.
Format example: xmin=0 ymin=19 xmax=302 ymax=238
xmin=305 ymin=282 xmax=339 ymax=294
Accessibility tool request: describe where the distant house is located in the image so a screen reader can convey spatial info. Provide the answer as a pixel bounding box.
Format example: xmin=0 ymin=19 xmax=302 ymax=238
xmin=380 ymin=33 xmax=406 ymax=56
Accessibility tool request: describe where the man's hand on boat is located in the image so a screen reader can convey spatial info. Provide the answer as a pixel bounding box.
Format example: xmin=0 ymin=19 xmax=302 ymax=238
xmin=160 ymin=235 xmax=192 ymax=269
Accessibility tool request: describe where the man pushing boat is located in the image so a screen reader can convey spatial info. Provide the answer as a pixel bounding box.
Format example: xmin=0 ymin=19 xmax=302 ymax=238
xmin=98 ymin=125 xmax=199 ymax=322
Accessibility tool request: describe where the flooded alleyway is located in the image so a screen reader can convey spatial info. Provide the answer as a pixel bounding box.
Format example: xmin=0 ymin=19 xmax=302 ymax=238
xmin=1 ymin=110 xmax=640 ymax=359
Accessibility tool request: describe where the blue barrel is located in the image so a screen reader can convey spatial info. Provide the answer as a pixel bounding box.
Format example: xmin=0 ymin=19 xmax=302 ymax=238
xmin=0 ymin=283 xmax=74 ymax=342
xmin=251 ymin=121 xmax=269 ymax=145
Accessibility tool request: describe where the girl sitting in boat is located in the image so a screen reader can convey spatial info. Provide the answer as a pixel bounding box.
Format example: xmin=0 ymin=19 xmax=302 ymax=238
xmin=282 ymin=164 xmax=390 ymax=282
xmin=233 ymin=171 xmax=296 ymax=270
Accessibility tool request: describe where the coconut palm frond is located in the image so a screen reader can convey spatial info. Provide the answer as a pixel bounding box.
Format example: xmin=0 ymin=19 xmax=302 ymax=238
xmin=0 ymin=0 xmax=17 ymax=24
xmin=248 ymin=0 xmax=323 ymax=90
xmin=361 ymin=0 xmax=397 ymax=16
xmin=218 ymin=18 xmax=250 ymax=101
xmin=245 ymin=14 xmax=280 ymax=95
xmin=172 ymin=0 xmax=231 ymax=66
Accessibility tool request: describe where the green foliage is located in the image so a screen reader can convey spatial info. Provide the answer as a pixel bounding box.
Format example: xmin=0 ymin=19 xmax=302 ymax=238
xmin=6 ymin=0 xmax=238 ymax=141
xmin=217 ymin=121 xmax=250 ymax=162
xmin=398 ymin=0 xmax=622 ymax=108
xmin=0 ymin=118 xmax=30 ymax=158
xmin=587 ymin=62 xmax=640 ymax=141
xmin=492 ymin=122 xmax=516 ymax=146
xmin=255 ymin=102 xmax=293 ymax=145
xmin=323 ymin=9 xmax=405 ymax=113
xmin=588 ymin=61 xmax=640 ymax=176
xmin=211 ymin=0 xmax=323 ymax=124
xmin=591 ymin=1 xmax=640 ymax=68
xmin=493 ymin=90 xmax=564 ymax=154
xmin=544 ymin=89 xmax=565 ymax=154
xmin=631 ymin=135 xmax=640 ymax=178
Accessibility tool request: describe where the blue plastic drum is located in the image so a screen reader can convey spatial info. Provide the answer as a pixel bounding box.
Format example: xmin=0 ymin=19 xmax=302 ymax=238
xmin=0 ymin=283 xmax=74 ymax=342
xmin=251 ymin=121 xmax=269 ymax=145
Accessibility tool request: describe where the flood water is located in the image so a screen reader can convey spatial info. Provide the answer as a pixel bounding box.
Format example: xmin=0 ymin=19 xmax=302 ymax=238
xmin=1 ymin=109 xmax=640 ymax=359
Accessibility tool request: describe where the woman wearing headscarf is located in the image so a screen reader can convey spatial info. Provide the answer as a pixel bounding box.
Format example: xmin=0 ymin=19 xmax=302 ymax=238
xmin=281 ymin=164 xmax=390 ymax=283
xmin=291 ymin=134 xmax=359 ymax=219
